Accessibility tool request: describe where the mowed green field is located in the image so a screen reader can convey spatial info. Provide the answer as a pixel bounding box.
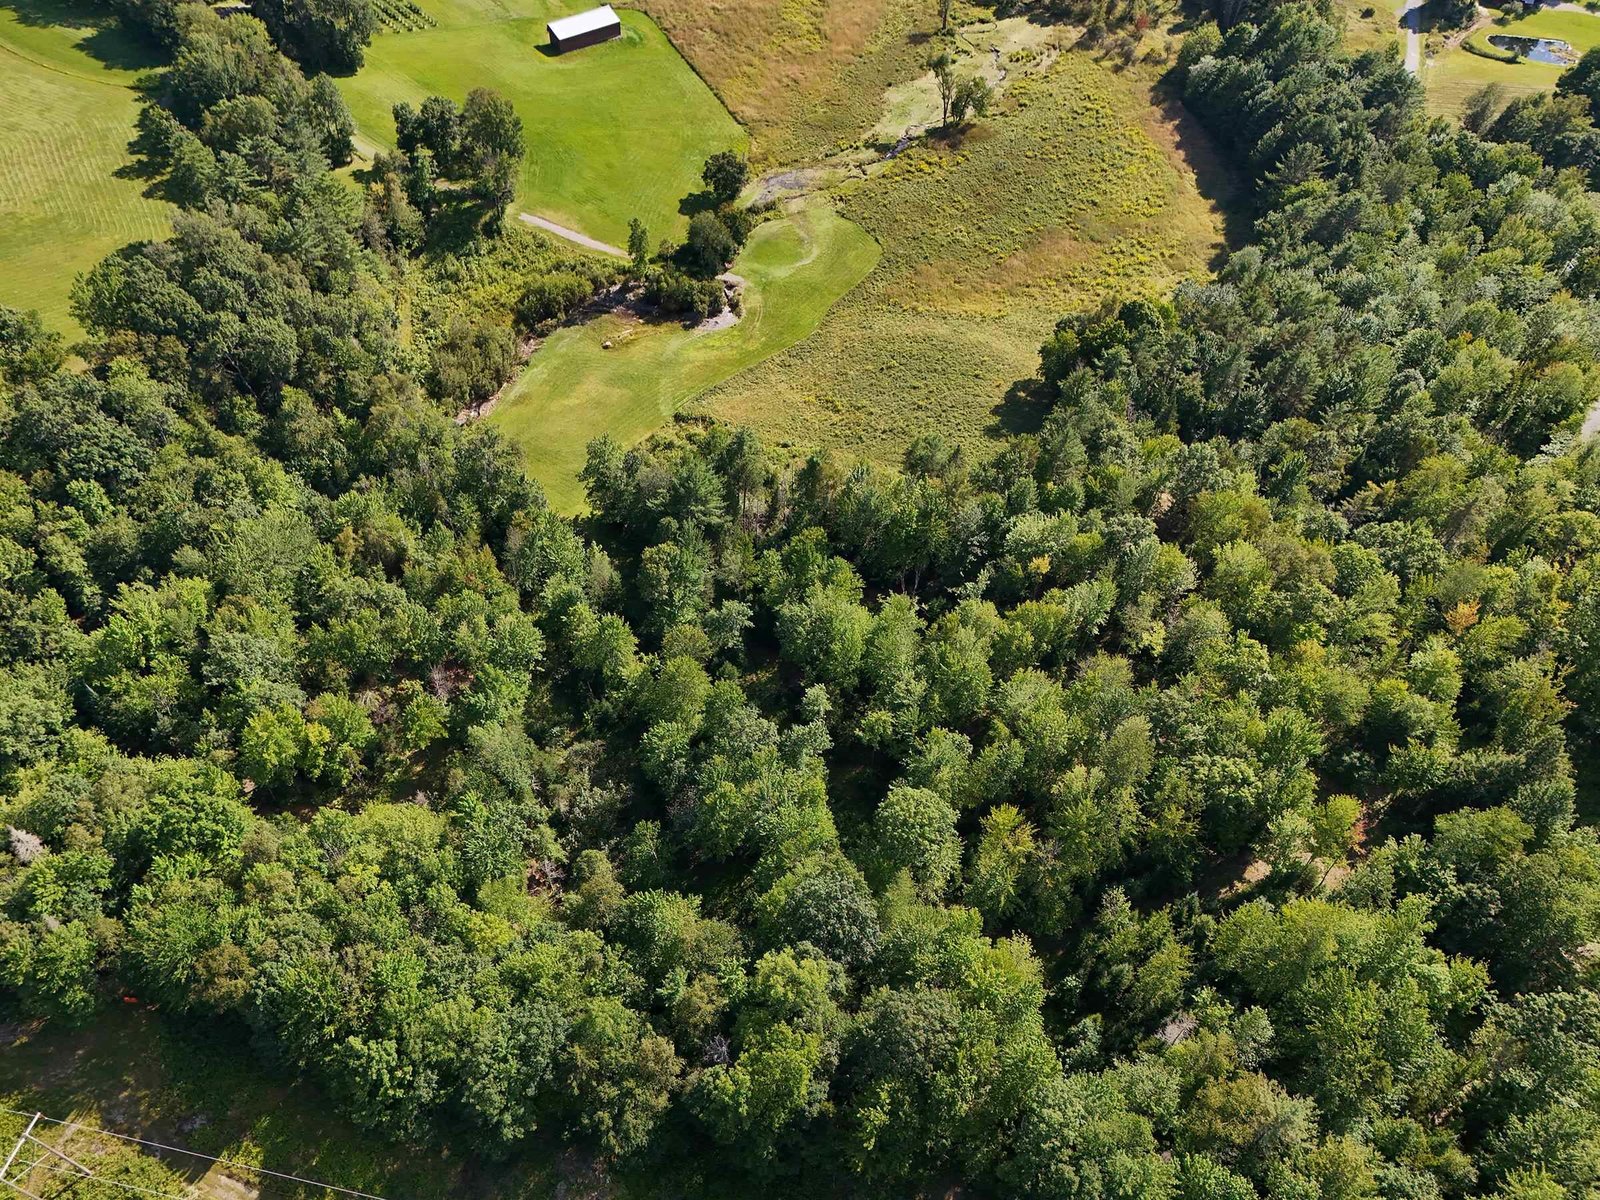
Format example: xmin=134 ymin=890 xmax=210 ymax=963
xmin=0 ymin=0 xmax=171 ymax=334
xmin=1427 ymin=7 xmax=1600 ymax=115
xmin=489 ymin=202 xmax=879 ymax=511
xmin=337 ymin=0 xmax=744 ymax=246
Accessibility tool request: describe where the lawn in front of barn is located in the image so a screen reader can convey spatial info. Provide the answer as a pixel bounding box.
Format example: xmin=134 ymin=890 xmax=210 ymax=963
xmin=336 ymin=0 xmax=745 ymax=247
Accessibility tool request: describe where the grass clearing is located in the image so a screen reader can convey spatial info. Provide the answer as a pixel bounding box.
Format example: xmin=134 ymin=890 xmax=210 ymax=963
xmin=336 ymin=0 xmax=744 ymax=246
xmin=1333 ymin=0 xmax=1406 ymax=53
xmin=1425 ymin=6 xmax=1600 ymax=114
xmin=0 ymin=0 xmax=171 ymax=335
xmin=695 ymin=49 xmax=1232 ymax=466
xmin=488 ymin=202 xmax=879 ymax=511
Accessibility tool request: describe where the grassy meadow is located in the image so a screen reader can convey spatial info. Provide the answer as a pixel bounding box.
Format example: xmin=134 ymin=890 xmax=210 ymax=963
xmin=0 ymin=0 xmax=171 ymax=334
xmin=1333 ymin=0 xmax=1407 ymax=53
xmin=1426 ymin=6 xmax=1600 ymax=114
xmin=490 ymin=202 xmax=879 ymax=511
xmin=337 ymin=0 xmax=743 ymax=246
xmin=695 ymin=49 xmax=1231 ymax=466
xmin=635 ymin=0 xmax=932 ymax=163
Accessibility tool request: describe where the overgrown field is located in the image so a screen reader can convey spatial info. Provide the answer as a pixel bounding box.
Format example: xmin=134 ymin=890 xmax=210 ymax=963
xmin=1332 ymin=0 xmax=1404 ymax=53
xmin=0 ymin=1012 xmax=566 ymax=1200
xmin=405 ymin=219 xmax=616 ymax=353
xmin=696 ymin=51 xmax=1230 ymax=465
xmin=336 ymin=0 xmax=744 ymax=245
xmin=0 ymin=0 xmax=171 ymax=335
xmin=1425 ymin=6 xmax=1600 ymax=115
xmin=489 ymin=202 xmax=879 ymax=511
xmin=635 ymin=0 xmax=930 ymax=163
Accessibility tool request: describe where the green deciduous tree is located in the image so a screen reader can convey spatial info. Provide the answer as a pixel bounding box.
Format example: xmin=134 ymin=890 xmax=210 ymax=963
xmin=701 ymin=150 xmax=748 ymax=206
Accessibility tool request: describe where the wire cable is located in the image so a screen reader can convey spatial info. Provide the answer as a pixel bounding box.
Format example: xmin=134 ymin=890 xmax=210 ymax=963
xmin=0 ymin=1153 xmax=47 ymax=1184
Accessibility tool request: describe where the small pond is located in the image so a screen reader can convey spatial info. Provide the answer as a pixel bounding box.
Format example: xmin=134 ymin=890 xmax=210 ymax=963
xmin=1487 ymin=33 xmax=1578 ymax=64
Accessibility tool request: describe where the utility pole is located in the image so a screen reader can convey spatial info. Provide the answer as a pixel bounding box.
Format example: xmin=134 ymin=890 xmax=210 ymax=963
xmin=0 ymin=1112 xmax=94 ymax=1200
xmin=0 ymin=1114 xmax=39 ymax=1185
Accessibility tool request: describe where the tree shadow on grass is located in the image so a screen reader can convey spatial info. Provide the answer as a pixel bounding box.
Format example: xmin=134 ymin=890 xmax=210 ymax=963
xmin=0 ymin=0 xmax=166 ymax=72
xmin=1 ymin=0 xmax=98 ymax=29
xmin=78 ymin=21 xmax=163 ymax=70
xmin=924 ymin=120 xmax=998 ymax=152
xmin=1148 ymin=73 xmax=1252 ymax=265
xmin=988 ymin=375 xmax=1052 ymax=439
xmin=676 ymin=188 xmax=718 ymax=217
xmin=112 ymin=161 xmax=177 ymax=204
xmin=114 ymin=120 xmax=188 ymax=203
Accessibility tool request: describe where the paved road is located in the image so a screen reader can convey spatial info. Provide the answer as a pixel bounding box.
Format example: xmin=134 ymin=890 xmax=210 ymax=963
xmin=1399 ymin=0 xmax=1424 ymax=73
xmin=518 ymin=212 xmax=628 ymax=257
xmin=517 ymin=215 xmax=752 ymax=294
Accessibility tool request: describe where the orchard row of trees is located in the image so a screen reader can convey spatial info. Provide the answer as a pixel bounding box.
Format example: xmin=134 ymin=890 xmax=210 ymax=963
xmin=3 ymin=2 xmax=1600 ymax=1198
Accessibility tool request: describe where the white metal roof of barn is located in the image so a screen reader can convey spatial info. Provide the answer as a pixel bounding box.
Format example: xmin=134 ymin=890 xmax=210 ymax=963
xmin=548 ymin=4 xmax=620 ymax=39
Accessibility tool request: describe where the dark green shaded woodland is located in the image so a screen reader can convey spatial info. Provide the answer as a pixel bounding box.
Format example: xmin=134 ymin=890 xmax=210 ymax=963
xmin=5 ymin=2 xmax=1600 ymax=1197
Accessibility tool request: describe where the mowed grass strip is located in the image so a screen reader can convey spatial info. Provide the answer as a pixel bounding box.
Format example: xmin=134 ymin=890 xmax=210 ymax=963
xmin=336 ymin=0 xmax=744 ymax=246
xmin=697 ymin=48 xmax=1229 ymax=465
xmin=1426 ymin=7 xmax=1600 ymax=115
xmin=488 ymin=202 xmax=879 ymax=511
xmin=0 ymin=0 xmax=171 ymax=335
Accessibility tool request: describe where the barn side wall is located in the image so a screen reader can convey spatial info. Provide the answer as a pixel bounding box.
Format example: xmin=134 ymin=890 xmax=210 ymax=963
xmin=551 ymin=21 xmax=621 ymax=51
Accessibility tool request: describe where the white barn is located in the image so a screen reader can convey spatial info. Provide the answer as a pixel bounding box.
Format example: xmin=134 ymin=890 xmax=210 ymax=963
xmin=547 ymin=5 xmax=622 ymax=52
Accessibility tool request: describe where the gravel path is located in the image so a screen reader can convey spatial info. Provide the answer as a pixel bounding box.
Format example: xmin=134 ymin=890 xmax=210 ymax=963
xmin=518 ymin=212 xmax=629 ymax=257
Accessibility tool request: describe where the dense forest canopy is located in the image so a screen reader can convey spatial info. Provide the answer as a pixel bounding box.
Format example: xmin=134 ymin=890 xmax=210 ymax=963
xmin=4 ymin=2 xmax=1600 ymax=1198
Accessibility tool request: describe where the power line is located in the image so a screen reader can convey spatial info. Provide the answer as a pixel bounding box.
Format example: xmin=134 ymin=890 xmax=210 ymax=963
xmin=0 ymin=1111 xmax=395 ymax=1200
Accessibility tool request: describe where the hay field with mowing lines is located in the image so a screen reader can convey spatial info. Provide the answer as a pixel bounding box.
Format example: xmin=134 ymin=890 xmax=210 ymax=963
xmin=336 ymin=0 xmax=744 ymax=247
xmin=695 ymin=50 xmax=1231 ymax=465
xmin=0 ymin=0 xmax=171 ymax=334
xmin=489 ymin=202 xmax=879 ymax=511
